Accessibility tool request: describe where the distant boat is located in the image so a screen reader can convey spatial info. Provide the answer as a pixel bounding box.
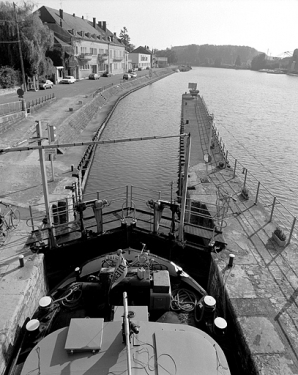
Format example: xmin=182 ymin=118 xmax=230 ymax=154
xmin=267 ymin=69 xmax=284 ymax=74
xmin=178 ymin=65 xmax=192 ymax=72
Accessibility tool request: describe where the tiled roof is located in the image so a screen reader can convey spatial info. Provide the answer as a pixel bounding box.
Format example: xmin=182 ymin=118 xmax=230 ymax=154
xmin=131 ymin=46 xmax=152 ymax=55
xmin=38 ymin=6 xmax=123 ymax=46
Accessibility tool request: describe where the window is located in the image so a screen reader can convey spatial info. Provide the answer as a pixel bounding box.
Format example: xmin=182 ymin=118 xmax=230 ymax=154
xmin=90 ymin=48 xmax=97 ymax=55
xmin=80 ymin=64 xmax=90 ymax=70
xmin=76 ymin=46 xmax=78 ymax=54
xmin=81 ymin=47 xmax=87 ymax=54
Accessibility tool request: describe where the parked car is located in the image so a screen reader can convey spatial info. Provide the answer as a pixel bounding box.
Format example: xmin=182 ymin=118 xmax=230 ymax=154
xmin=89 ymin=73 xmax=100 ymax=80
xmin=123 ymin=73 xmax=131 ymax=80
xmin=138 ymin=67 xmax=142 ymax=71
xmin=39 ymin=79 xmax=53 ymax=89
xmin=60 ymin=76 xmax=76 ymax=84
xmin=101 ymin=71 xmax=112 ymax=77
xmin=130 ymin=72 xmax=137 ymax=78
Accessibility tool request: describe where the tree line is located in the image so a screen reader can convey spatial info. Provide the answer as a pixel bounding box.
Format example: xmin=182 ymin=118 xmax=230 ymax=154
xmin=155 ymin=44 xmax=259 ymax=67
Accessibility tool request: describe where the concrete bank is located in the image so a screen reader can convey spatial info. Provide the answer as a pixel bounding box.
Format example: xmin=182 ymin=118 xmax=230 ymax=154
xmin=0 ymin=68 xmax=174 ymax=375
xmin=182 ymin=92 xmax=298 ymax=374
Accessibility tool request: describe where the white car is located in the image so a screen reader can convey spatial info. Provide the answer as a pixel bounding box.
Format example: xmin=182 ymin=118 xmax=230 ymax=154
xmin=130 ymin=72 xmax=137 ymax=78
xmin=60 ymin=76 xmax=76 ymax=84
xmin=39 ymin=79 xmax=53 ymax=89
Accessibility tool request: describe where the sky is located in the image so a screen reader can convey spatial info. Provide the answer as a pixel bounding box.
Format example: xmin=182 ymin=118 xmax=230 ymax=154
xmin=9 ymin=0 xmax=298 ymax=56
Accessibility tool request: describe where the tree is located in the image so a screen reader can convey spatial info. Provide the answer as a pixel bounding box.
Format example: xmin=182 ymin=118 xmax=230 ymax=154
xmin=119 ymin=26 xmax=134 ymax=52
xmin=235 ymin=55 xmax=241 ymax=66
xmin=0 ymin=66 xmax=19 ymax=88
xmin=155 ymin=48 xmax=177 ymax=64
xmin=0 ymin=2 xmax=54 ymax=78
xmin=251 ymin=53 xmax=266 ymax=71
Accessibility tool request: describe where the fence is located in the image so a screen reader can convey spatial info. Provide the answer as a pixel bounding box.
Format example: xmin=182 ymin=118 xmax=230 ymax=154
xmin=0 ymin=101 xmax=22 ymax=116
xmin=0 ymin=94 xmax=55 ymax=117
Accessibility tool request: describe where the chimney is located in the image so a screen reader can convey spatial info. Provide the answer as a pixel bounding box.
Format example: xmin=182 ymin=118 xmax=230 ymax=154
xmin=114 ymin=32 xmax=116 ymax=36
xmin=103 ymin=21 xmax=106 ymax=31
xmin=59 ymin=9 xmax=63 ymax=19
xmin=82 ymin=15 xmax=84 ymax=20
xmin=93 ymin=17 xmax=96 ymax=28
xmin=98 ymin=21 xmax=102 ymax=28
xmin=73 ymin=13 xmax=75 ymax=17
xmin=60 ymin=18 xmax=62 ymax=27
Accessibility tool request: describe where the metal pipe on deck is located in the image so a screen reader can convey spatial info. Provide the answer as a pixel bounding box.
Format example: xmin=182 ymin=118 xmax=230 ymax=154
xmin=123 ymin=292 xmax=132 ymax=375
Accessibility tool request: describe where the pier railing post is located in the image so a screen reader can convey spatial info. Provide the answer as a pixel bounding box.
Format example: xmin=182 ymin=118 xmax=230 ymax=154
xmin=29 ymin=205 xmax=34 ymax=231
xmin=269 ymin=197 xmax=276 ymax=222
xmin=255 ymin=182 xmax=260 ymax=204
xmin=243 ymin=168 xmax=248 ymax=187
xmin=233 ymin=159 xmax=237 ymax=178
xmin=287 ymin=216 xmax=296 ymax=245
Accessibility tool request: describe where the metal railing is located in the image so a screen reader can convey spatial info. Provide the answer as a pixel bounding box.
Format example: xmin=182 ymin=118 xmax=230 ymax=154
xmin=0 ymin=101 xmax=22 ymax=116
xmin=220 ymin=150 xmax=297 ymax=245
xmin=26 ymin=184 xmax=219 ymax=247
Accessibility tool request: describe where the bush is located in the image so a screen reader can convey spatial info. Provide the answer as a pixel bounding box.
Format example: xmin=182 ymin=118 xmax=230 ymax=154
xmin=273 ymin=226 xmax=286 ymax=241
xmin=0 ymin=66 xmax=19 ymax=88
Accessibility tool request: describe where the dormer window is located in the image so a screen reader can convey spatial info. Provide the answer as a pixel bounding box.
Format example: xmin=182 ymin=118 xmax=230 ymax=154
xmin=97 ymin=35 xmax=101 ymax=40
xmin=85 ymin=32 xmax=90 ymax=38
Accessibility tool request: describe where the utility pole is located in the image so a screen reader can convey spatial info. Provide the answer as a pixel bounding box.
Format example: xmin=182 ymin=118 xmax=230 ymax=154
xmin=36 ymin=121 xmax=56 ymax=248
xmin=13 ymin=2 xmax=26 ymax=92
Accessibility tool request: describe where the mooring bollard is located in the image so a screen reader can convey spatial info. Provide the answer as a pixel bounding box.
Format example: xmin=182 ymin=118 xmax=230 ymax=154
xmin=19 ymin=255 xmax=24 ymax=267
xmin=228 ymin=254 xmax=235 ymax=267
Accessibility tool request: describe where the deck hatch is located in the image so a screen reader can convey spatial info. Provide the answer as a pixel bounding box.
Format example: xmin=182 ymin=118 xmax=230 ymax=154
xmin=65 ymin=318 xmax=104 ymax=353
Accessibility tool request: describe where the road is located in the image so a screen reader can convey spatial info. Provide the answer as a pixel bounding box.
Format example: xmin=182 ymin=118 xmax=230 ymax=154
xmin=0 ymin=69 xmax=153 ymax=105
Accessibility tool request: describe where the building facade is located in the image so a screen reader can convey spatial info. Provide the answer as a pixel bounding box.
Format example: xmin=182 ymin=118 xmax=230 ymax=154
xmin=155 ymin=57 xmax=168 ymax=68
xmin=37 ymin=6 xmax=127 ymax=80
xmin=129 ymin=46 xmax=152 ymax=70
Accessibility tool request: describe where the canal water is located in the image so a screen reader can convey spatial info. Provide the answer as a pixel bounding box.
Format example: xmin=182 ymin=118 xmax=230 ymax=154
xmin=85 ymin=67 xmax=298 ymax=217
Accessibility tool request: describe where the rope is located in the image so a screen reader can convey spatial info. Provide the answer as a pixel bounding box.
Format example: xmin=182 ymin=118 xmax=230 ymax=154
xmin=170 ymin=288 xmax=197 ymax=312
xmin=53 ymin=282 xmax=83 ymax=308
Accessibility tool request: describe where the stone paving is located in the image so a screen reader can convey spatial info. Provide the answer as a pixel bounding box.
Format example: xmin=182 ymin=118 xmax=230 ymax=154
xmin=182 ymin=92 xmax=298 ymax=375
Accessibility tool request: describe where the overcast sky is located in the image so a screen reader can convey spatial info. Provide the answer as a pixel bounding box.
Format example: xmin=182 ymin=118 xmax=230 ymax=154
xmin=12 ymin=0 xmax=298 ymax=56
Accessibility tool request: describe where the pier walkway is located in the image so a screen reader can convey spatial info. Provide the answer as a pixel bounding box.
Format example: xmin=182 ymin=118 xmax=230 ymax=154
xmin=182 ymin=92 xmax=298 ymax=374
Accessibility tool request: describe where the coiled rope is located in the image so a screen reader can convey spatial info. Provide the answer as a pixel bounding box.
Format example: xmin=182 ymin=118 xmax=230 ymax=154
xmin=53 ymin=282 xmax=83 ymax=308
xmin=170 ymin=289 xmax=197 ymax=312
